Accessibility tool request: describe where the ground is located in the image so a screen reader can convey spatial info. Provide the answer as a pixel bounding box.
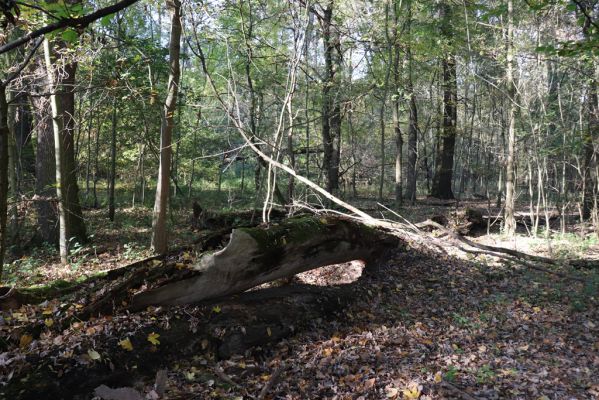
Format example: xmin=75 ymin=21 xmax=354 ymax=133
xmin=1 ymin=198 xmax=598 ymax=399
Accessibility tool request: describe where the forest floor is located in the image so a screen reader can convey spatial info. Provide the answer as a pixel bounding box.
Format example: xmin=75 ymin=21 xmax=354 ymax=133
xmin=1 ymin=197 xmax=598 ymax=399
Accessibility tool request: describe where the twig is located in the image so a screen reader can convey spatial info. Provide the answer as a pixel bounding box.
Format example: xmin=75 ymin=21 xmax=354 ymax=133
xmin=212 ymin=367 xmax=240 ymax=388
xmin=418 ymin=219 xmax=585 ymax=282
xmin=257 ymin=362 xmax=285 ymax=400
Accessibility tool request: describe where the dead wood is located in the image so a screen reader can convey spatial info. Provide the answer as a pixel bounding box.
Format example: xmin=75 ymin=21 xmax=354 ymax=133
xmin=131 ymin=216 xmax=398 ymax=309
xmin=417 ymin=219 xmax=585 ymax=282
xmin=416 ymin=208 xmax=485 ymax=235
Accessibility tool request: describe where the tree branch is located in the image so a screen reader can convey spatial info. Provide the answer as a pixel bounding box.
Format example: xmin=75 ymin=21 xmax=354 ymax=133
xmin=0 ymin=0 xmax=140 ymax=55
xmin=1 ymin=37 xmax=43 ymax=87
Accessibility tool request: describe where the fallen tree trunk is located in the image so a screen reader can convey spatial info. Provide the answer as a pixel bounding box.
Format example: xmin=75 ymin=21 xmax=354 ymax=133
xmin=131 ymin=216 xmax=398 ymax=309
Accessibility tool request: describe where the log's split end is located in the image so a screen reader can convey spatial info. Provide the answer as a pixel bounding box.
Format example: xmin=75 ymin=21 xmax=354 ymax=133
xmin=130 ymin=216 xmax=400 ymax=310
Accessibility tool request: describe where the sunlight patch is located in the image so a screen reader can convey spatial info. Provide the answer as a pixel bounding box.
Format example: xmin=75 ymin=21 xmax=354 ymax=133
xmin=294 ymin=260 xmax=365 ymax=286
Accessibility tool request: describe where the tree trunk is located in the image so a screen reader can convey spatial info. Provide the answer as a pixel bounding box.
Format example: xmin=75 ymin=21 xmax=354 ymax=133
xmin=431 ymin=3 xmax=457 ymax=200
xmin=31 ymin=94 xmax=59 ymax=245
xmin=0 ymin=86 xmax=9 ymax=280
xmin=7 ymin=91 xmax=19 ymax=247
xmin=151 ymin=0 xmax=182 ymax=254
xmin=134 ymin=216 xmax=398 ymax=309
xmin=404 ymin=1 xmax=418 ymax=204
xmin=108 ymin=104 xmax=117 ymax=221
xmin=319 ymin=2 xmax=342 ymax=195
xmin=61 ymin=61 xmax=87 ymax=244
xmin=503 ymin=0 xmax=516 ymax=236
xmin=44 ymin=38 xmax=69 ymax=264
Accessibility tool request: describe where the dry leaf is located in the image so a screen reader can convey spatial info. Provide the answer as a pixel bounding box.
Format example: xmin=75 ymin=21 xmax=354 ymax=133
xmin=19 ymin=334 xmax=33 ymax=348
xmin=363 ymin=377 xmax=376 ymax=390
xmin=385 ymin=387 xmax=398 ymax=398
xmin=88 ymin=349 xmax=101 ymax=361
xmin=119 ymin=338 xmax=133 ymax=351
xmin=403 ymin=382 xmax=422 ymax=399
xmin=147 ymin=332 xmax=160 ymax=346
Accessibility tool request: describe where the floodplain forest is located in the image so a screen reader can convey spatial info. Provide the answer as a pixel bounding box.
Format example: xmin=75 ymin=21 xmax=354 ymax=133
xmin=0 ymin=1 xmax=598 ymax=399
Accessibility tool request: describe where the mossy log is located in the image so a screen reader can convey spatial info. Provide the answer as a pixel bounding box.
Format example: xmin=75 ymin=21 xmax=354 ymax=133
xmin=131 ymin=216 xmax=398 ymax=309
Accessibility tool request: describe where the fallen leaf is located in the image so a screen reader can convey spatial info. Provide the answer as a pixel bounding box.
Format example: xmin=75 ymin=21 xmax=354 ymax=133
xmin=385 ymin=387 xmax=398 ymax=398
xmin=119 ymin=338 xmax=133 ymax=351
xmin=212 ymin=306 xmax=221 ymax=313
xmin=363 ymin=377 xmax=376 ymax=390
xmin=19 ymin=334 xmax=33 ymax=348
xmin=147 ymin=332 xmax=160 ymax=346
xmin=403 ymin=382 xmax=422 ymax=399
xmin=44 ymin=318 xmax=54 ymax=327
xmin=88 ymin=349 xmax=101 ymax=361
xmin=434 ymin=371 xmax=443 ymax=383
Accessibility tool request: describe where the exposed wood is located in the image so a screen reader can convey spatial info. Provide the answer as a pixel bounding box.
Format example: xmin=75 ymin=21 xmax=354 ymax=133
xmin=132 ymin=216 xmax=398 ymax=308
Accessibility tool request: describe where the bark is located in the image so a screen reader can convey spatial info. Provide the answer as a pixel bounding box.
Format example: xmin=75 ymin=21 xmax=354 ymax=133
xmin=151 ymin=0 xmax=182 ymax=254
xmin=133 ymin=216 xmax=397 ymax=309
xmin=108 ymin=104 xmax=117 ymax=221
xmin=319 ymin=2 xmax=342 ymax=195
xmin=44 ymin=38 xmax=69 ymax=264
xmin=503 ymin=0 xmax=517 ymax=236
xmin=31 ymin=94 xmax=59 ymax=244
xmin=580 ymin=2 xmax=599 ymax=220
xmin=378 ymin=2 xmax=393 ymax=202
xmin=61 ymin=61 xmax=87 ymax=244
xmin=404 ymin=1 xmax=418 ymax=204
xmin=431 ymin=3 xmax=457 ymax=200
xmin=0 ymin=86 xmax=8 ymax=279
xmin=7 ymin=91 xmax=19 ymax=246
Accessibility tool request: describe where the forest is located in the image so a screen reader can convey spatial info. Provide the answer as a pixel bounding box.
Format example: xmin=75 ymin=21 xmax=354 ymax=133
xmin=0 ymin=0 xmax=598 ymax=399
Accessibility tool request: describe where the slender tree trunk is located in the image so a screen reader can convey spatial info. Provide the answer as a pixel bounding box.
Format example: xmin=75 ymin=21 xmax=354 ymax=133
xmin=108 ymin=104 xmax=117 ymax=221
xmin=92 ymin=114 xmax=100 ymax=208
xmin=60 ymin=61 xmax=87 ymax=244
xmin=44 ymin=38 xmax=69 ymax=264
xmin=287 ymin=101 xmax=296 ymax=202
xmin=404 ymin=1 xmax=418 ymax=205
xmin=85 ymin=99 xmax=93 ymax=204
xmin=579 ymin=1 xmax=599 ymax=221
xmin=0 ymin=86 xmax=9 ymax=279
xmin=503 ymin=0 xmax=517 ymax=236
xmin=319 ymin=2 xmax=342 ymax=195
xmin=7 ymin=91 xmax=19 ymax=246
xmin=151 ymin=0 xmax=182 ymax=254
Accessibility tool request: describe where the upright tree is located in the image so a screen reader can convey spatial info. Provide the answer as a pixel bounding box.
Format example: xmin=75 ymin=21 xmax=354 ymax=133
xmin=503 ymin=0 xmax=517 ymax=235
xmin=151 ymin=0 xmax=182 ymax=254
xmin=316 ymin=1 xmax=343 ymax=195
xmin=431 ymin=1 xmax=457 ymax=199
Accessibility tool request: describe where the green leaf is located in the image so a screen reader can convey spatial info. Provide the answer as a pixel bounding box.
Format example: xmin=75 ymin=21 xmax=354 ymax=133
xmin=100 ymin=15 xmax=112 ymax=27
xmin=61 ymin=29 xmax=79 ymax=43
